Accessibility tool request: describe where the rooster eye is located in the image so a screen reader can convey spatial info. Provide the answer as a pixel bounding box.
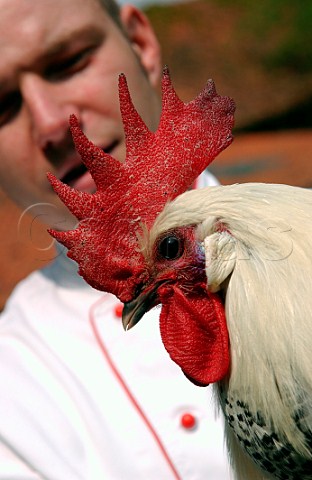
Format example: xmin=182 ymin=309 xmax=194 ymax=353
xmin=158 ymin=235 xmax=183 ymax=260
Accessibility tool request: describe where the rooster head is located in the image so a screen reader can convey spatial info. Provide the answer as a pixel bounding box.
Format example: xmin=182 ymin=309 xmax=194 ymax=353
xmin=48 ymin=68 xmax=235 ymax=386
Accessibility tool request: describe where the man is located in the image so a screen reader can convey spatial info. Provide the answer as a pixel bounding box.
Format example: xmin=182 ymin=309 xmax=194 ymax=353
xmin=0 ymin=0 xmax=231 ymax=478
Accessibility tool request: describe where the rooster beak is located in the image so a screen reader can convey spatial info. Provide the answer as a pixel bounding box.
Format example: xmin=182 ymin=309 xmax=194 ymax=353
xmin=122 ymin=283 xmax=161 ymax=331
xmin=122 ymin=295 xmax=146 ymax=331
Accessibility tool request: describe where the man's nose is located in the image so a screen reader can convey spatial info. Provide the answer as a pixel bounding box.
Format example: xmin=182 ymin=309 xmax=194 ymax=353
xmin=21 ymin=74 xmax=77 ymax=149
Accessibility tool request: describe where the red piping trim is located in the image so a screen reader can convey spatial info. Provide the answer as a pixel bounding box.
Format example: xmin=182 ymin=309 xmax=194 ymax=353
xmin=89 ymin=295 xmax=181 ymax=480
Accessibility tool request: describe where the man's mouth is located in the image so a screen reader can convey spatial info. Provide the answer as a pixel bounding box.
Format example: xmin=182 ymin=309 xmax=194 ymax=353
xmin=61 ymin=163 xmax=88 ymax=186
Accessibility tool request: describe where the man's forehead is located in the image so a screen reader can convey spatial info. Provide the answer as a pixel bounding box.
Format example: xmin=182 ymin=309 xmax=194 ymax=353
xmin=0 ymin=0 xmax=109 ymax=81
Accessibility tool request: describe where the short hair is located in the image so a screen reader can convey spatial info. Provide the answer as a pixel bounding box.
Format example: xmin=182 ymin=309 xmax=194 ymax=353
xmin=98 ymin=0 xmax=122 ymax=27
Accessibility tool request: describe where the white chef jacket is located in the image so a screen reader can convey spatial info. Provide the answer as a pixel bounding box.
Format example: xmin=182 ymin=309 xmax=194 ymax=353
xmin=0 ymin=171 xmax=233 ymax=479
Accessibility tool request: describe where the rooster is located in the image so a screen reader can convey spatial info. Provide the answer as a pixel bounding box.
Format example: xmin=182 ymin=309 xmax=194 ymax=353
xmin=48 ymin=68 xmax=312 ymax=480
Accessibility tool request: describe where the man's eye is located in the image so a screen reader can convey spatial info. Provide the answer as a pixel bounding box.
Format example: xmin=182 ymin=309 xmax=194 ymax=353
xmin=0 ymin=92 xmax=22 ymax=127
xmin=46 ymin=47 xmax=94 ymax=81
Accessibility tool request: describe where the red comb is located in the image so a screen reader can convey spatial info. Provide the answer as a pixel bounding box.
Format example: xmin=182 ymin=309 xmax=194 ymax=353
xmin=48 ymin=67 xmax=235 ymax=301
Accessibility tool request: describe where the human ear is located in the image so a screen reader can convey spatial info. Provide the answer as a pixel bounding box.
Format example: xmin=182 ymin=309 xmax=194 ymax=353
xmin=120 ymin=5 xmax=162 ymax=87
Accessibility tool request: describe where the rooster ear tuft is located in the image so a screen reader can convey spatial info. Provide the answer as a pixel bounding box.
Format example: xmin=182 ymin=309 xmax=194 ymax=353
xmin=204 ymin=231 xmax=237 ymax=292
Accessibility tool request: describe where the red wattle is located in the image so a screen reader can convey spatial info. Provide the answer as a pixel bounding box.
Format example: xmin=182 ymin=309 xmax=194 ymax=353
xmin=158 ymin=283 xmax=230 ymax=386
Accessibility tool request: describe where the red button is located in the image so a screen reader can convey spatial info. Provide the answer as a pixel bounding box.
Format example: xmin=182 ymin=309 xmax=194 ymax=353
xmin=114 ymin=303 xmax=124 ymax=318
xmin=180 ymin=413 xmax=197 ymax=430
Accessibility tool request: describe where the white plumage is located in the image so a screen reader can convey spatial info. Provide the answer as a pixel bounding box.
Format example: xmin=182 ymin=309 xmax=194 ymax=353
xmin=147 ymin=182 xmax=312 ymax=479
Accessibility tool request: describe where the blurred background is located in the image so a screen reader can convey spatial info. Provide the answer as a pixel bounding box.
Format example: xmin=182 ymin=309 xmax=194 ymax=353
xmin=1 ymin=0 xmax=312 ymax=310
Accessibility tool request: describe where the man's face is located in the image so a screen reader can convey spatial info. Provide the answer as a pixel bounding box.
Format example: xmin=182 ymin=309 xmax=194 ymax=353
xmin=0 ymin=0 xmax=161 ymax=227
